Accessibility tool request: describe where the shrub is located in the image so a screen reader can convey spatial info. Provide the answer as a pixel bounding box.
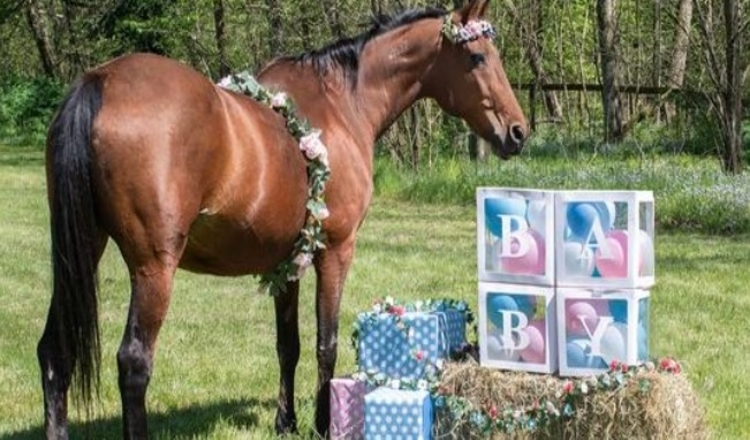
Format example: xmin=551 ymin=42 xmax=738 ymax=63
xmin=0 ymin=76 xmax=65 ymax=146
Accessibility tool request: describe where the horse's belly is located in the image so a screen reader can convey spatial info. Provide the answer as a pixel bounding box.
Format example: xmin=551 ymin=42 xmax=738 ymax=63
xmin=179 ymin=212 xmax=301 ymax=276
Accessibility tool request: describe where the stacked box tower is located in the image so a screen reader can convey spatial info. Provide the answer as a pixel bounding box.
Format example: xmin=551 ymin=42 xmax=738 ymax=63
xmin=476 ymin=188 xmax=558 ymax=374
xmin=477 ymin=188 xmax=655 ymax=377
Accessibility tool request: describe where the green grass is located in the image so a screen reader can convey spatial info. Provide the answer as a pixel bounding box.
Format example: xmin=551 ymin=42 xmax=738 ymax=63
xmin=1 ymin=148 xmax=749 ymax=439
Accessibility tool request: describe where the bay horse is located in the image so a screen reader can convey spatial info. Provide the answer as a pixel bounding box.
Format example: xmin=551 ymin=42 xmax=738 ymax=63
xmin=38 ymin=0 xmax=527 ymax=438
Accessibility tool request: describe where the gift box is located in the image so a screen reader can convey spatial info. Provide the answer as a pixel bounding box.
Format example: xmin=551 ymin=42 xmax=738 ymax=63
xmin=557 ymin=287 xmax=650 ymax=377
xmin=554 ymin=190 xmax=655 ymax=289
xmin=364 ymin=387 xmax=433 ymax=440
xmin=330 ymin=376 xmax=374 ymax=440
xmin=356 ymin=304 xmax=466 ymax=380
xmin=477 ymin=188 xmax=555 ymax=286
xmin=478 ymin=282 xmax=558 ymax=374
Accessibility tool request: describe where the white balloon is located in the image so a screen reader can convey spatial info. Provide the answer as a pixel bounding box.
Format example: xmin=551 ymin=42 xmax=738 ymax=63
xmin=604 ymin=201 xmax=616 ymax=229
xmin=562 ymin=241 xmax=596 ymax=277
xmin=599 ymin=322 xmax=628 ymax=365
xmin=526 ymin=199 xmax=547 ymax=238
xmin=637 ymin=230 xmax=655 ymax=276
xmin=486 ymin=330 xmax=520 ymax=362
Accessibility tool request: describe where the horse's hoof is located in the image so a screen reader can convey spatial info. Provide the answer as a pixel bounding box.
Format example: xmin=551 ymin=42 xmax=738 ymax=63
xmin=274 ymin=412 xmax=298 ymax=436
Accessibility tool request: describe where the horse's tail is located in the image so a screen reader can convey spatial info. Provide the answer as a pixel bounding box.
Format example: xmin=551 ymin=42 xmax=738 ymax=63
xmin=44 ymin=74 xmax=103 ymax=407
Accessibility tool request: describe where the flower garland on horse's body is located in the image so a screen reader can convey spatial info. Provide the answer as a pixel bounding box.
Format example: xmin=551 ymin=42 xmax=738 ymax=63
xmin=217 ymin=15 xmax=497 ymax=296
xmin=218 ymin=72 xmax=330 ymax=296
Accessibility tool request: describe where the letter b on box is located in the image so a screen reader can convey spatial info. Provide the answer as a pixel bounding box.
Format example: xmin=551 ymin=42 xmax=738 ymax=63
xmin=478 ymin=282 xmax=558 ymax=374
xmin=477 ymin=188 xmax=555 ymax=286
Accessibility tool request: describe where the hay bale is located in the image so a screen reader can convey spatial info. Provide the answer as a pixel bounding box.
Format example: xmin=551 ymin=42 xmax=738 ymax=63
xmin=433 ymin=360 xmax=708 ymax=440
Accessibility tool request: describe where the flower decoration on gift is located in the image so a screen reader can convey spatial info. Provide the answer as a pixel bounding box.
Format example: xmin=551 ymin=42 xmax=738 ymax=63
xmin=442 ymin=15 xmax=497 ymax=45
xmin=218 ymin=71 xmax=331 ymax=296
xmin=434 ymin=357 xmax=685 ymax=435
xmin=353 ymin=368 xmax=440 ymax=394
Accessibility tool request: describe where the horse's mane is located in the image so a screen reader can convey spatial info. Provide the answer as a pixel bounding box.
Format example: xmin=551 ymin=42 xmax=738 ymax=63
xmin=285 ymin=7 xmax=448 ymax=83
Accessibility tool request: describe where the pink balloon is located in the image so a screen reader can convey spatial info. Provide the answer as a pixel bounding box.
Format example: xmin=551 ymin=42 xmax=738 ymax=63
xmin=519 ymin=320 xmax=546 ymax=364
xmin=595 ymin=230 xmax=628 ymax=278
xmin=500 ymin=230 xmax=545 ymax=275
xmin=566 ymin=301 xmax=599 ymax=337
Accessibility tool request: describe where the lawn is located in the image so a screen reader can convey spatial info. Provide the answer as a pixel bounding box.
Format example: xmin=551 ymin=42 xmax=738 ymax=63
xmin=0 ymin=148 xmax=748 ymax=439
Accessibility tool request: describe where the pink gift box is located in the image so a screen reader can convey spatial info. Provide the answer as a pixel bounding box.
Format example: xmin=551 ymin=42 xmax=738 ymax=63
xmin=330 ymin=376 xmax=372 ymax=439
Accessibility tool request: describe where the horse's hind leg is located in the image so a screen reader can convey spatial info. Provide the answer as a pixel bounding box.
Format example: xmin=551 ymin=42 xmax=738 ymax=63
xmin=117 ymin=251 xmax=181 ymax=439
xmin=37 ymin=233 xmax=108 ymax=440
xmin=274 ymin=281 xmax=301 ymax=434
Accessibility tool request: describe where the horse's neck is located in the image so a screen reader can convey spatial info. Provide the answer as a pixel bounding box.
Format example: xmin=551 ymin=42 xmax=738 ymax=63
xmin=258 ymin=18 xmax=441 ymax=148
xmin=352 ymin=19 xmax=442 ymax=141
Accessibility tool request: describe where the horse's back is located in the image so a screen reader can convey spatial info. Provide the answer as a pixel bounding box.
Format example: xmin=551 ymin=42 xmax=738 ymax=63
xmin=56 ymin=53 xmax=308 ymax=275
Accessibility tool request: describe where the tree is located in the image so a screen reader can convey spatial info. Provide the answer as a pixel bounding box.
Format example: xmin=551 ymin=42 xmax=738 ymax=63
xmin=596 ymin=0 xmax=623 ymax=142
xmin=264 ymin=0 xmax=285 ymax=58
xmin=665 ymin=0 xmax=693 ymax=120
xmin=693 ymin=0 xmax=747 ymax=174
xmin=24 ymin=0 xmax=59 ymax=78
xmin=214 ymin=0 xmax=230 ymax=77
xmin=504 ymin=0 xmax=562 ymax=125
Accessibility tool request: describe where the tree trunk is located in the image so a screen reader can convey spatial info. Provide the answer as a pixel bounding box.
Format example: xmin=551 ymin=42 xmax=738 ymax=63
xmin=596 ymin=0 xmax=623 ymax=142
xmin=264 ymin=0 xmax=284 ymax=58
xmin=693 ymin=0 xmax=745 ymax=174
xmin=721 ymin=0 xmax=743 ymax=174
xmin=665 ymin=0 xmax=693 ymax=120
xmin=321 ymin=0 xmax=344 ymax=39
xmin=24 ymin=0 xmax=58 ymax=78
xmin=504 ymin=0 xmax=562 ymax=126
xmin=213 ymin=0 xmax=230 ymax=77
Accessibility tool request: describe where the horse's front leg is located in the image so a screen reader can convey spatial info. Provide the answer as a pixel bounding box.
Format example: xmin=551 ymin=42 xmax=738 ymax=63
xmin=312 ymin=242 xmax=355 ymax=437
xmin=273 ymin=281 xmax=301 ymax=434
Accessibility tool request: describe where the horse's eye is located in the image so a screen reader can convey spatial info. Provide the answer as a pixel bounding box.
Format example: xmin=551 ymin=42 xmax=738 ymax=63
xmin=470 ymin=53 xmax=486 ymax=68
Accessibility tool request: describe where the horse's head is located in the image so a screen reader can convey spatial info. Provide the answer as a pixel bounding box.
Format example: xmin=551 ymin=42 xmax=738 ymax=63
xmin=424 ymin=0 xmax=528 ymax=159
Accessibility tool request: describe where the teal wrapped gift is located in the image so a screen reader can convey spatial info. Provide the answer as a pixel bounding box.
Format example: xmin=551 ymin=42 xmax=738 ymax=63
xmin=364 ymin=387 xmax=433 ymax=440
xmin=355 ymin=299 xmax=467 ymax=380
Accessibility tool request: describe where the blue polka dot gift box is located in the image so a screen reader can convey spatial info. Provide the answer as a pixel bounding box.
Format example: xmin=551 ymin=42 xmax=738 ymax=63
xmin=354 ymin=298 xmax=468 ymax=381
xmin=364 ymin=387 xmax=433 ymax=440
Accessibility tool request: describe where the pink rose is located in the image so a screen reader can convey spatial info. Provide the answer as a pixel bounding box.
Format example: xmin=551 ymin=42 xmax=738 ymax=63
xmin=217 ymin=76 xmax=233 ymax=88
xmin=488 ymin=404 xmax=498 ymax=420
xmin=562 ymin=381 xmax=574 ymax=394
xmin=293 ymin=252 xmax=313 ymax=268
xmin=317 ymin=206 xmax=330 ymax=220
xmin=270 ymin=92 xmax=287 ymax=108
xmin=299 ymin=130 xmax=326 ymax=161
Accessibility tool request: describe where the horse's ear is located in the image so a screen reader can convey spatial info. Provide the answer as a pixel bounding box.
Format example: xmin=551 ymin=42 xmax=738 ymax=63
xmin=456 ymin=0 xmax=490 ymax=23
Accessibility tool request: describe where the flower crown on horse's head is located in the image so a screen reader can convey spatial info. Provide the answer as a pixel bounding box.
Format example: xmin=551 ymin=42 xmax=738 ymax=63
xmin=442 ymin=15 xmax=497 ymax=44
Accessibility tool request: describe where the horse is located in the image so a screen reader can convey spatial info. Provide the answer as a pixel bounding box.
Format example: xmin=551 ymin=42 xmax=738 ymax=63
xmin=38 ymin=0 xmax=527 ymax=438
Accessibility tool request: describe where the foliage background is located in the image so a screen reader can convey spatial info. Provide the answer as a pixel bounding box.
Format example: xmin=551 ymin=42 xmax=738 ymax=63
xmin=1 ymin=0 xmax=748 ymax=164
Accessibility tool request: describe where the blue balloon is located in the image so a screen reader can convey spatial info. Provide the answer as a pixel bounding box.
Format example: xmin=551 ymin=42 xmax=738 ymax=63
xmin=565 ymin=203 xmax=600 ymax=239
xmin=638 ymin=298 xmax=649 ymax=324
xmin=638 ymin=323 xmax=649 ymax=360
xmin=593 ymin=202 xmax=616 ymax=231
xmin=484 ymin=197 xmax=527 ymax=237
xmin=487 ymin=294 xmax=519 ymax=329
xmin=609 ymin=299 xmax=628 ymax=323
xmin=515 ymin=295 xmax=536 ymax=317
xmin=566 ymin=339 xmax=608 ymax=368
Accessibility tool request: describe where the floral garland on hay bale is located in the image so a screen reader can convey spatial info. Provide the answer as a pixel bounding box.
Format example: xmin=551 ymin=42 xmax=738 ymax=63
xmin=433 ymin=358 xmax=708 ymax=440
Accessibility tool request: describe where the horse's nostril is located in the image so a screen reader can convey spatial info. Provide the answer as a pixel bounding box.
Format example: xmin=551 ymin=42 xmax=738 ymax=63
xmin=509 ymin=123 xmax=526 ymax=144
